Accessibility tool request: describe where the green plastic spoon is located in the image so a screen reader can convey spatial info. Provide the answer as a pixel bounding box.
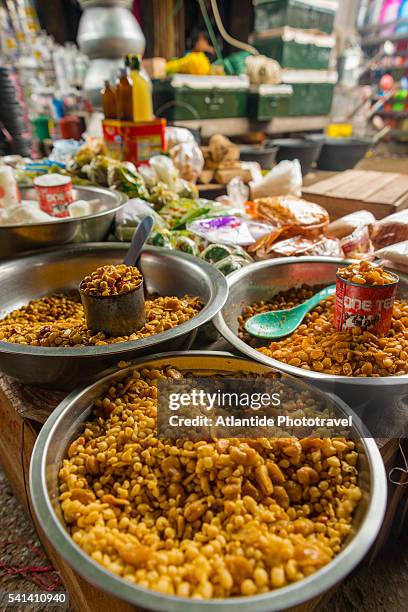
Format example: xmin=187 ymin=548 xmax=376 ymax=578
xmin=245 ymin=284 xmax=336 ymax=339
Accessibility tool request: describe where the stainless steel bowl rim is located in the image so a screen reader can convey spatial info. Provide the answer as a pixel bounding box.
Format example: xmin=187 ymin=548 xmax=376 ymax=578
xmin=0 ymin=244 xmax=228 ymax=357
xmin=30 ymin=351 xmax=387 ymax=612
xmin=213 ymin=256 xmax=408 ymax=387
xmin=4 ymin=186 xmax=127 ymax=229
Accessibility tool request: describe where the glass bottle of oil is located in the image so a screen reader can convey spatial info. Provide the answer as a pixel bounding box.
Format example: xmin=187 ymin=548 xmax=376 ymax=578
xmin=128 ymin=55 xmax=153 ymax=122
xmin=101 ymin=80 xmax=117 ymax=119
xmin=116 ymin=68 xmax=133 ymax=121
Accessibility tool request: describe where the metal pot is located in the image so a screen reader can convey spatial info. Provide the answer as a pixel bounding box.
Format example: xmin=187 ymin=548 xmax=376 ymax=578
xmin=78 ymin=6 xmax=145 ymax=59
xmin=30 ymin=351 xmax=387 ymax=612
xmin=306 ymin=136 xmax=372 ymax=171
xmin=0 ymin=186 xmax=126 ymax=259
xmin=213 ymin=257 xmax=408 ymax=407
xmin=238 ymin=145 xmax=278 ymax=169
xmin=0 ymin=245 xmax=228 ymax=389
xmin=270 ymin=138 xmax=322 ymax=175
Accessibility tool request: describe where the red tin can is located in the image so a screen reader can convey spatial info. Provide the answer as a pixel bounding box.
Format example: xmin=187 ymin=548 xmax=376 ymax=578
xmin=335 ymin=273 xmax=399 ymax=334
xmin=34 ymin=174 xmax=74 ymax=218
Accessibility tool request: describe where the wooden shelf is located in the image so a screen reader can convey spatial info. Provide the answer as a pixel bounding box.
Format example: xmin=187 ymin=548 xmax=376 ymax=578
xmin=174 ymin=116 xmax=329 ymax=137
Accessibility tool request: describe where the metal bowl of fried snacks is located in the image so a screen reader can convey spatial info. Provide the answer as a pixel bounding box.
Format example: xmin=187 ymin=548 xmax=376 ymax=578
xmin=0 ymin=185 xmax=127 ymax=259
xmin=0 ymin=244 xmax=227 ymax=389
xmin=213 ymin=257 xmax=408 ymax=401
xmin=30 ymin=351 xmax=386 ymax=612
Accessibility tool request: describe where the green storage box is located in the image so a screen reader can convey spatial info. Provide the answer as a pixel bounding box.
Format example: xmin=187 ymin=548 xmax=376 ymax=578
xmin=153 ymin=75 xmax=249 ymax=121
xmin=288 ymin=82 xmax=334 ymax=115
xmin=253 ymin=0 xmax=338 ymax=34
xmin=250 ymin=28 xmax=334 ymax=70
xmin=248 ymin=84 xmax=292 ymax=120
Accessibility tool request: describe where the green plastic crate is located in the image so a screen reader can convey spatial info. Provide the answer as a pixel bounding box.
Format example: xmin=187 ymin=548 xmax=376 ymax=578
xmin=251 ymin=34 xmax=333 ymax=69
xmin=248 ymin=86 xmax=292 ymax=120
xmin=253 ymin=0 xmax=337 ymax=34
xmin=153 ymin=80 xmax=248 ymax=121
xmin=287 ymin=82 xmax=334 ymax=115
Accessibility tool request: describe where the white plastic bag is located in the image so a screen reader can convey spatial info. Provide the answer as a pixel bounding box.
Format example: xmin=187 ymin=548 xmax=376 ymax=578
xmin=327 ymin=210 xmax=376 ymax=238
xmin=375 ymin=240 xmax=408 ymax=268
xmin=169 ymin=142 xmax=204 ymax=183
xmin=250 ymin=159 xmax=302 ymax=199
xmin=165 ymin=126 xmax=195 ymax=150
xmin=149 ymin=155 xmax=179 ymax=189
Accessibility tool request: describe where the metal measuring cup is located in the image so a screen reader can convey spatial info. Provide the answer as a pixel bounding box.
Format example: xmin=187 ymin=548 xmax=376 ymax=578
xmin=80 ymin=215 xmax=154 ymax=337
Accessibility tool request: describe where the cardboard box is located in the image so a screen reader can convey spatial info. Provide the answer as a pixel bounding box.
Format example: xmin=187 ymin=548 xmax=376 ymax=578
xmin=102 ymin=118 xmax=166 ymax=165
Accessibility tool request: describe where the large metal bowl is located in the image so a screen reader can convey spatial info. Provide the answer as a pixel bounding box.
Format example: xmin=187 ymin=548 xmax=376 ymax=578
xmin=0 ymin=186 xmax=127 ymax=259
xmin=30 ymin=352 xmax=387 ymax=612
xmin=213 ymin=257 xmax=408 ymax=405
xmin=0 ymin=244 xmax=228 ymax=389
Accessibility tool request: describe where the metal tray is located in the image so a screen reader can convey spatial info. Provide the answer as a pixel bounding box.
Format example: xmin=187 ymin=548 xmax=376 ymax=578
xmin=0 ymin=244 xmax=228 ymax=389
xmin=213 ymin=257 xmax=408 ymax=403
xmin=0 ymin=186 xmax=126 ymax=259
xmin=30 ymin=351 xmax=386 ymax=612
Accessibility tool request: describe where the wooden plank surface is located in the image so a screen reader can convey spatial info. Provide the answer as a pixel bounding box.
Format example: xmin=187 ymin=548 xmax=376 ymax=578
xmin=364 ymin=175 xmax=408 ymax=204
xmin=302 ymin=170 xmax=408 ymax=219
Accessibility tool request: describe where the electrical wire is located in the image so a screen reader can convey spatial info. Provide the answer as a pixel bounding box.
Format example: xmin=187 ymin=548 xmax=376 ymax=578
xmin=209 ymin=0 xmax=259 ymax=55
xmin=197 ymin=0 xmax=224 ymax=62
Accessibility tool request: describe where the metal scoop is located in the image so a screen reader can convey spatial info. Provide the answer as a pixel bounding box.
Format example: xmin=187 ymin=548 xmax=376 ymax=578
xmin=245 ymin=285 xmax=336 ymax=339
xmin=80 ymin=215 xmax=154 ymax=337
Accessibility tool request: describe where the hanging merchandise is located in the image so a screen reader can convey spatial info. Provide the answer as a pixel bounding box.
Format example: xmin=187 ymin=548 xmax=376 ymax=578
xmin=396 ymin=0 xmax=408 ymax=31
xmin=379 ymin=0 xmax=402 ymax=34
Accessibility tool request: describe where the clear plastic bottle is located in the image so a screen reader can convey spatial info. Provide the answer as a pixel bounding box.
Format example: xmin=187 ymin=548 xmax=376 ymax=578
xmin=128 ymin=55 xmax=153 ymax=122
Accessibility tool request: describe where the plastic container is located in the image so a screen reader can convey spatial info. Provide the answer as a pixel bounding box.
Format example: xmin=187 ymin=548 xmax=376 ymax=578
xmin=59 ymin=116 xmax=83 ymax=141
xmin=129 ymin=55 xmax=153 ymax=122
xmin=288 ymin=82 xmax=335 ymax=116
xmin=248 ymin=86 xmax=292 ymax=120
xmin=253 ymin=0 xmax=338 ymax=34
xmin=309 ymin=137 xmax=371 ymax=171
xmin=251 ymin=30 xmax=334 ymax=70
xmin=271 ymin=138 xmax=322 ymax=174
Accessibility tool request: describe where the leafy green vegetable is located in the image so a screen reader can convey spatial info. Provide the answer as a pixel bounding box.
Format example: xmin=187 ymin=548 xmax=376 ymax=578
xmin=107 ymin=164 xmax=149 ymax=200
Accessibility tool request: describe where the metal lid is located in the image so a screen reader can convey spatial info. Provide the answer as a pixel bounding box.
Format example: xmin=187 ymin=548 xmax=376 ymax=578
xmin=79 ymin=0 xmax=133 ymax=9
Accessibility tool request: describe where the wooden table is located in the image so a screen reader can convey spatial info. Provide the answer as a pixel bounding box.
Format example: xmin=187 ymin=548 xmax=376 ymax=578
xmin=0 ymin=372 xmax=406 ymax=612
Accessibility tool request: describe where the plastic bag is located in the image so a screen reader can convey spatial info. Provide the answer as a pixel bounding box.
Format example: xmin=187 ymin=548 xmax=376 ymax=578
xmin=187 ymin=215 xmax=271 ymax=246
xmin=340 ymin=225 xmax=374 ymax=259
xmin=246 ymin=195 xmax=329 ymax=236
xmin=375 ymin=240 xmax=408 ymax=268
xmin=371 ymin=210 xmax=408 ymax=248
xmin=115 ymin=198 xmax=164 ymax=241
xmin=137 ymin=164 xmax=158 ymax=189
xmin=225 ymin=176 xmax=250 ymax=212
xmin=169 ymin=142 xmax=204 ymax=183
xmin=250 ymin=159 xmax=302 ymax=199
xmin=166 ymin=126 xmax=195 ymax=150
xmin=255 ymin=235 xmax=343 ymax=260
xmin=327 ymin=210 xmax=376 ymax=238
xmin=245 ymin=55 xmax=282 ymax=85
xmin=0 ymin=203 xmax=52 ymax=225
xmin=149 ymin=155 xmax=179 ymax=189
